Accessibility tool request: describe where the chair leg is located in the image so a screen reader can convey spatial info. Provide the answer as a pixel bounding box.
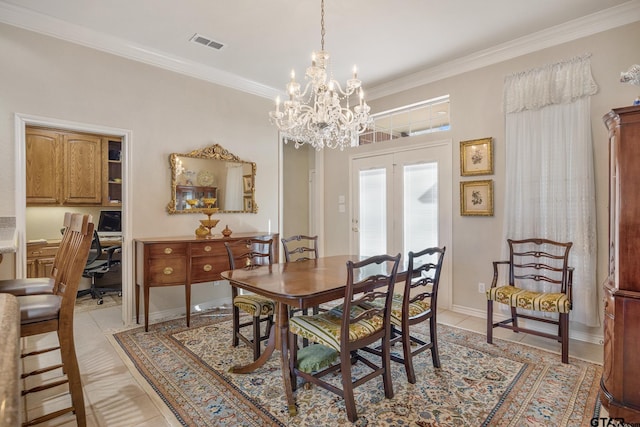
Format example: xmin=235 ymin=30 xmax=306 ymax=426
xmin=510 ymin=306 xmax=519 ymax=331
xmin=560 ymin=313 xmax=569 ymax=364
xmin=340 ymin=353 xmax=358 ymax=422
xmin=57 ymin=330 xmax=86 ymax=427
xmin=401 ymin=325 xmax=416 ymax=384
xmin=381 ymin=336 xmax=394 ymax=400
xmin=289 ymin=332 xmax=298 ymax=392
xmin=252 ymin=316 xmax=261 ymax=361
xmin=232 ymin=305 xmax=240 ymax=348
xmin=487 ymin=300 xmax=493 ymax=344
xmin=429 ymin=315 xmax=441 ymax=369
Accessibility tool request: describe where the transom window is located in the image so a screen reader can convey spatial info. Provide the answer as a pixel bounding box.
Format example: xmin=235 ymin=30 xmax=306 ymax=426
xmin=359 ymin=95 xmax=450 ymax=145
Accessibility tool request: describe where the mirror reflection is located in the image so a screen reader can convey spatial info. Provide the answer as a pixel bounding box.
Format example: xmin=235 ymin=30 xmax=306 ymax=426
xmin=167 ymin=144 xmax=257 ymax=214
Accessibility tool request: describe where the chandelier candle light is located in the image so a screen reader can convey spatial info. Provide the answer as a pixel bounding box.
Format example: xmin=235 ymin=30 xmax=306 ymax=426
xmin=269 ymin=0 xmax=371 ymax=150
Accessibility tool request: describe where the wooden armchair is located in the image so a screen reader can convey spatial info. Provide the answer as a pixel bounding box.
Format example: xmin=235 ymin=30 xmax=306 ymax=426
xmin=486 ymin=238 xmax=573 ymax=363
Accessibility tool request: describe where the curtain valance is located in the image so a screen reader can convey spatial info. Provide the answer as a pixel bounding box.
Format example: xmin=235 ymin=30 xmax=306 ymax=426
xmin=504 ymin=54 xmax=598 ymax=114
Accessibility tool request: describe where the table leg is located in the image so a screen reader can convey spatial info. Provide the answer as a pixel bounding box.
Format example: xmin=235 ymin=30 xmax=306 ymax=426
xmin=135 ymin=283 xmax=139 ymax=324
xmin=144 ymin=283 xmax=150 ymax=332
xmin=277 ymin=302 xmax=297 ymax=416
xmin=229 ymin=324 xmax=276 ymax=374
xmin=228 ymin=302 xmax=297 ymax=416
xmin=185 ymin=283 xmax=191 ymax=327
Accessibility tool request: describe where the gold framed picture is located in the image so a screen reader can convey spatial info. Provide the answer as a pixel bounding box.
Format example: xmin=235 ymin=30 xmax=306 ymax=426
xmin=243 ymin=196 xmax=253 ymax=211
xmin=460 ymin=137 xmax=493 ymax=176
xmin=460 ymin=180 xmax=494 ymax=216
xmin=243 ymin=175 xmax=253 ymax=193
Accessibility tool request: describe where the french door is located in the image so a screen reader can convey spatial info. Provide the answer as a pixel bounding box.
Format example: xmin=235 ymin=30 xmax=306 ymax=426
xmin=350 ymin=142 xmax=452 ymax=308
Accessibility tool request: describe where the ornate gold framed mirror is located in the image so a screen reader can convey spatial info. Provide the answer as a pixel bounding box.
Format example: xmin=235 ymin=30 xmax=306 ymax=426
xmin=167 ymin=144 xmax=257 ymax=214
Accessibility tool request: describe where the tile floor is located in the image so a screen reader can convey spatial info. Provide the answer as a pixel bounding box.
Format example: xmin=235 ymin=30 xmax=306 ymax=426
xmin=20 ymin=305 xmax=605 ymax=426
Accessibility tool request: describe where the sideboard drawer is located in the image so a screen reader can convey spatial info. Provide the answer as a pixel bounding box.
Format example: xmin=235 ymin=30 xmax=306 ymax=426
xmin=191 ymin=256 xmax=230 ymax=282
xmin=190 ymin=241 xmax=227 ymax=257
xmin=148 ymin=243 xmax=188 ymax=257
xmin=148 ymin=257 xmax=187 ymax=284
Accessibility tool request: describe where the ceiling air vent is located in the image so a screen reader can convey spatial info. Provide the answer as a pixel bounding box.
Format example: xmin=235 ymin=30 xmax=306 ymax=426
xmin=190 ymin=33 xmax=224 ymax=50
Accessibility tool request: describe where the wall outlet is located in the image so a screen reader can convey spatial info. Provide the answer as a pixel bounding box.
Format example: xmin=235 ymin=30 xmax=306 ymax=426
xmin=478 ymin=282 xmax=486 ymax=293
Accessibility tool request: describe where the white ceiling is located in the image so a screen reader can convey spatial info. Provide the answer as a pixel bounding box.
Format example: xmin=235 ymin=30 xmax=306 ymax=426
xmin=1 ymin=0 xmax=638 ymax=100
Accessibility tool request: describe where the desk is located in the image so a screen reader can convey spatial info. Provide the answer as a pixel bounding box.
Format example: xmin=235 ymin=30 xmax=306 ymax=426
xmin=135 ymin=233 xmax=278 ymax=332
xmin=221 ymin=255 xmax=363 ymax=415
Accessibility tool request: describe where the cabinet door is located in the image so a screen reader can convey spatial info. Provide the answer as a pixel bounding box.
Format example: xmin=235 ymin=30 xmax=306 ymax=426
xmin=26 ymin=259 xmax=38 ymax=278
xmin=38 ymin=256 xmax=56 ymax=278
xmin=26 ymin=128 xmax=62 ymax=204
xmin=63 ymin=133 xmax=103 ymax=205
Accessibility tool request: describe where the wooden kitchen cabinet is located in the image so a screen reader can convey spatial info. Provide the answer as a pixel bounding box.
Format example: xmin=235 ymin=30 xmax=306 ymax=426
xmin=26 ymin=240 xmax=59 ymax=278
xmin=103 ymin=138 xmax=123 ymax=206
xmin=135 ymin=233 xmax=278 ymax=332
xmin=26 ymin=127 xmax=114 ymax=206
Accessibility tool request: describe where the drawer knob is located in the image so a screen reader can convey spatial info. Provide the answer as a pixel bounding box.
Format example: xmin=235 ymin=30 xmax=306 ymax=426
xmin=163 ymin=267 xmax=174 ymax=275
xmin=203 ymin=264 xmax=212 ymax=272
xmin=164 ymin=247 xmax=173 ymax=254
xmin=204 ymin=245 xmax=212 ymax=252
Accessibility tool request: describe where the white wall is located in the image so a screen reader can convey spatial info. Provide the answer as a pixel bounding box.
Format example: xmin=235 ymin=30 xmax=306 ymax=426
xmin=0 ymin=23 xmax=280 ymax=321
xmin=322 ymin=22 xmax=640 ymax=340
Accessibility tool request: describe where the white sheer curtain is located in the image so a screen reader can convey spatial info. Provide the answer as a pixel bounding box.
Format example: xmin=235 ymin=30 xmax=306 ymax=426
xmin=224 ymin=163 xmax=243 ymax=211
xmin=502 ymin=54 xmax=599 ymax=327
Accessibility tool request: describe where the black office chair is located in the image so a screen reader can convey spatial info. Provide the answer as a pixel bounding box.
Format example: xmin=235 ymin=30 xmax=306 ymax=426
xmin=79 ymin=231 xmax=122 ymax=304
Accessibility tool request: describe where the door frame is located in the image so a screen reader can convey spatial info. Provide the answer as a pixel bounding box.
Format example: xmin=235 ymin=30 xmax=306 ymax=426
xmin=14 ymin=113 xmax=133 ymax=325
xmin=348 ymin=139 xmax=453 ymax=310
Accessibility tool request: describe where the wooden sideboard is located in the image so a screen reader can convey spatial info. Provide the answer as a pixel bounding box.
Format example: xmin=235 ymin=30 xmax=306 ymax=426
xmin=600 ymin=106 xmax=640 ymax=422
xmin=134 ymin=232 xmax=278 ymax=331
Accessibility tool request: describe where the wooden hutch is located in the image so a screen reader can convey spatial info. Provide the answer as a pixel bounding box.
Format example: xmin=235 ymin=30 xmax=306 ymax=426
xmin=600 ymin=105 xmax=640 ymax=422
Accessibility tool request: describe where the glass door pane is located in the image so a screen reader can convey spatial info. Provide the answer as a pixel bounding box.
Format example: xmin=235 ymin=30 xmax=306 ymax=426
xmin=359 ymin=168 xmax=387 ymax=257
xmin=403 ymin=162 xmax=438 ymax=255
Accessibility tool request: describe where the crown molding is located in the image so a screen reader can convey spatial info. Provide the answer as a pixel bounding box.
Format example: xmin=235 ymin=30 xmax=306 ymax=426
xmin=0 ymin=1 xmax=280 ymax=99
xmin=0 ymin=1 xmax=638 ymax=101
xmin=367 ymin=0 xmax=640 ymax=100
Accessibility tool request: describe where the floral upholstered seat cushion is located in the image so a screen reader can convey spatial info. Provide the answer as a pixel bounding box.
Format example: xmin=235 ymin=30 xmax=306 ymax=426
xmin=486 ymin=285 xmax=571 ymax=314
xmin=233 ymin=294 xmax=275 ymax=316
xmin=368 ymin=294 xmax=431 ymax=326
xmin=289 ymin=305 xmax=384 ymax=352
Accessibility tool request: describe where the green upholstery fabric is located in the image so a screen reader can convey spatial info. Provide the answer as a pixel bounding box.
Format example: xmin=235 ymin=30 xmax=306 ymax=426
xmin=289 ymin=305 xmax=383 ymax=352
xmin=233 ymin=294 xmax=275 ymax=317
xmin=486 ymin=285 xmax=571 ymax=314
xmin=295 ymin=344 xmax=338 ymax=373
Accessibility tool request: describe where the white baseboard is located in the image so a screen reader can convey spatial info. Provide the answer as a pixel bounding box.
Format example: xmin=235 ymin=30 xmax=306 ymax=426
xmin=449 ymin=304 xmax=603 ymax=345
xmin=127 ymin=297 xmax=233 ymax=326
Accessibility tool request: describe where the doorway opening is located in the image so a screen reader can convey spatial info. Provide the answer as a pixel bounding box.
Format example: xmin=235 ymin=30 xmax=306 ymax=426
xmin=15 ymin=114 xmax=132 ymax=324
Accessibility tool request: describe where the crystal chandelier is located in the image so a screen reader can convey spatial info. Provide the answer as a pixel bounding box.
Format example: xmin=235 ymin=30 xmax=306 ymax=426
xmin=269 ymin=0 xmax=371 ymax=150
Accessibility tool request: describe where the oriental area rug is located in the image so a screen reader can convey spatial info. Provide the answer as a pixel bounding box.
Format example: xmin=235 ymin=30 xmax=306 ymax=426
xmin=112 ymin=311 xmax=602 ymax=426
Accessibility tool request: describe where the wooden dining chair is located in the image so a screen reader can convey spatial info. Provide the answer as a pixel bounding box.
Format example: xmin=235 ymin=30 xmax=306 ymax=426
xmin=281 ymin=234 xmax=323 ymax=312
xmin=18 ymin=213 xmax=94 ymax=427
xmin=486 ymin=238 xmax=573 ymax=363
xmin=0 ymin=212 xmax=75 ymax=296
xmin=281 ymin=234 xmax=319 ymax=263
xmin=289 ymin=253 xmax=401 ymax=423
xmin=364 ymin=246 xmax=446 ymax=383
xmin=224 ymin=238 xmax=276 ymax=361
